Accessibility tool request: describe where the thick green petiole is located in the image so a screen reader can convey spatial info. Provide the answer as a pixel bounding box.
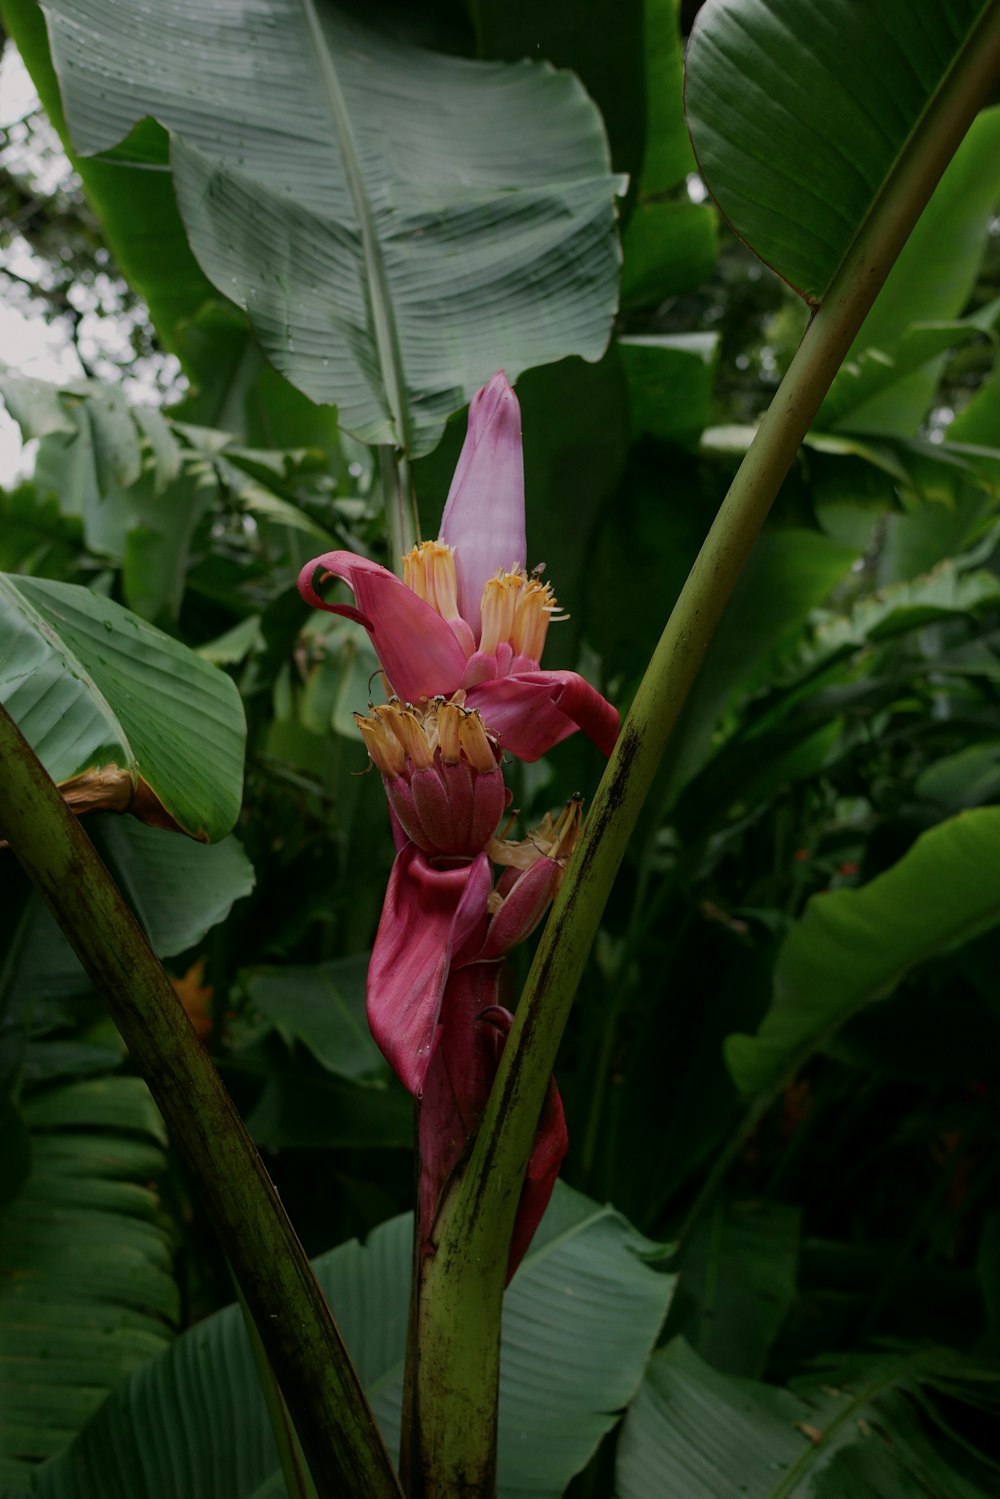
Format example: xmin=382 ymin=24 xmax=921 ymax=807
xmin=0 ymin=704 xmax=403 ymax=1499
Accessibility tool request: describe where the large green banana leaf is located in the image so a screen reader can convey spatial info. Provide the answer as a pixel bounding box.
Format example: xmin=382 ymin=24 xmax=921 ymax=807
xmin=23 ymin=1183 xmax=673 ymax=1499
xmin=24 ymin=0 xmax=622 ymax=456
xmin=616 ymin=1338 xmax=1000 ymax=1498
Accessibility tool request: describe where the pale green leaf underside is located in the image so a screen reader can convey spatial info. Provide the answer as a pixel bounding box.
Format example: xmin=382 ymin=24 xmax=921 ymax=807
xmin=685 ymin=0 xmax=990 ymax=303
xmin=26 ymin=1183 xmax=673 ymax=1499
xmin=0 ymin=574 xmax=245 ymax=842
xmin=616 ymin=1339 xmax=999 ymax=1499
xmin=726 ymin=807 xmax=1000 ymax=1096
xmin=91 ymin=819 xmax=255 ymax=959
xmin=44 ymin=0 xmax=623 ymax=455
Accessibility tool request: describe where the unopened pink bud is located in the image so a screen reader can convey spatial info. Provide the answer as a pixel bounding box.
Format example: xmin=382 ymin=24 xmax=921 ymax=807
xmin=475 ymin=857 xmax=561 ymax=961
xmin=440 ymin=373 xmax=527 ymax=640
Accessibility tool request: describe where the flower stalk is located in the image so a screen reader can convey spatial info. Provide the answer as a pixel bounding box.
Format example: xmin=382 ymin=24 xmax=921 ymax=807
xmin=412 ymin=13 xmax=1000 ymax=1495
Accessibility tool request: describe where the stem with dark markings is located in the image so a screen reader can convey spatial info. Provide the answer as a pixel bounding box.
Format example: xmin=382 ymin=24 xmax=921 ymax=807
xmin=0 ymin=703 xmax=403 ymax=1499
xmin=410 ymin=8 xmax=1000 ymax=1494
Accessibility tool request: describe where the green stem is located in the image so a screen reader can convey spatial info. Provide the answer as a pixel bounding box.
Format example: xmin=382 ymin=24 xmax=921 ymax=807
xmin=0 ymin=704 xmax=403 ymax=1499
xmin=381 ymin=444 xmax=420 ymax=571
xmin=414 ymin=9 xmax=1000 ymax=1494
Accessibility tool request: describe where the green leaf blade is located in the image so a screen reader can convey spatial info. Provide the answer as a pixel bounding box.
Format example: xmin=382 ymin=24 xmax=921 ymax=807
xmin=39 ymin=0 xmax=623 ymax=455
xmin=24 ymin=1183 xmax=672 ymax=1499
xmin=726 ymin=807 xmax=1000 ymax=1097
xmin=685 ymin=0 xmax=992 ymax=303
xmin=1 ymin=576 xmax=246 ymax=841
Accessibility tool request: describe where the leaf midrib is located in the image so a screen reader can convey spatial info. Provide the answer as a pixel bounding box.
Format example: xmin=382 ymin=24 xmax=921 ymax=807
xmin=297 ymin=0 xmax=411 ymax=456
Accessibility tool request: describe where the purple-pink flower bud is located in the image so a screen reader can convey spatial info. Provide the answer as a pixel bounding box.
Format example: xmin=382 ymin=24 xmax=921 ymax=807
xmin=440 ymin=372 xmax=527 ymax=641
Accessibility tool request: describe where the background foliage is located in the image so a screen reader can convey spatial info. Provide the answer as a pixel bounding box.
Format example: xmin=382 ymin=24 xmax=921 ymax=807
xmin=2 ymin=0 xmax=1000 ymax=1494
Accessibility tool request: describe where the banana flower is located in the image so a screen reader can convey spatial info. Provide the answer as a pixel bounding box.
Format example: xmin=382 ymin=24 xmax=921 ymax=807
xmin=297 ymin=375 xmax=617 ymax=1272
xmin=297 ymin=373 xmax=618 ymax=762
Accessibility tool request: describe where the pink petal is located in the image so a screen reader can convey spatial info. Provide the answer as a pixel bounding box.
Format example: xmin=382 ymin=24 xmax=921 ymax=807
xmin=440 ymin=374 xmax=527 ymax=640
xmin=367 ymin=846 xmax=492 ymax=1095
xmin=464 ymin=670 xmax=620 ymax=760
xmin=469 ymin=857 xmax=561 ymax=962
xmin=298 ymin=550 xmax=468 ymax=701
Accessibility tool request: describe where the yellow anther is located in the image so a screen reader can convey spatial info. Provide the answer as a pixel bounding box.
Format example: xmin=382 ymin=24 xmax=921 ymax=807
xmin=355 ymin=711 xmax=406 ymax=777
xmin=403 ymin=541 xmax=462 ymax=621
xmin=511 ymin=577 xmax=560 ymax=661
xmin=436 ymin=701 xmax=464 ymax=765
xmin=458 ymin=709 xmax=498 ymax=774
xmin=477 ymin=568 xmax=565 ymax=662
xmin=385 ymin=705 xmax=435 ymax=769
xmin=479 ymin=571 xmax=520 ymax=654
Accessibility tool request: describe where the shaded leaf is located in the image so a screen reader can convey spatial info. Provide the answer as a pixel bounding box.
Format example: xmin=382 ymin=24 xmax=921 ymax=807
xmin=636 ymin=0 xmax=697 ymax=193
xmin=241 ymin=1069 xmax=412 ymax=1152
xmin=241 ymin=954 xmax=384 ymax=1081
xmin=665 ymin=529 xmax=859 ymax=800
xmin=726 ymin=808 xmax=1000 ymax=1097
xmin=0 ymin=574 xmax=246 ymax=841
xmin=667 ymin=1198 xmax=801 ymax=1378
xmin=685 ymin=0 xmax=992 ymax=303
xmin=0 ymin=1072 xmax=175 ymax=1491
xmin=25 ymin=1183 xmax=673 ymax=1499
xmin=0 ymin=485 xmax=82 ymax=581
xmin=620 ymin=202 xmax=718 ymax=307
xmin=619 ymin=334 xmax=719 ymax=449
xmin=616 ymin=1338 xmax=1000 ymax=1498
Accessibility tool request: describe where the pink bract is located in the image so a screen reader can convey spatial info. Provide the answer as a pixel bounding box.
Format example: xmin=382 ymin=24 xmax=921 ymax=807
xmin=440 ymin=373 xmax=527 ymax=639
xmin=367 ymin=845 xmax=492 ymax=1096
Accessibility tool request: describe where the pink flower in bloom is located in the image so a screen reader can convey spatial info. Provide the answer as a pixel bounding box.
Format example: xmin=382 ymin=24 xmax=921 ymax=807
xmin=297 ymin=372 xmax=619 ymax=763
xmin=298 ymin=375 xmax=616 ymax=1270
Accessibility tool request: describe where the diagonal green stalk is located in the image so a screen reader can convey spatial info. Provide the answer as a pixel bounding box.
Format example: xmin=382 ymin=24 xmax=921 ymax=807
xmin=0 ymin=704 xmax=403 ymax=1499
xmin=412 ymin=7 xmax=1000 ymax=1493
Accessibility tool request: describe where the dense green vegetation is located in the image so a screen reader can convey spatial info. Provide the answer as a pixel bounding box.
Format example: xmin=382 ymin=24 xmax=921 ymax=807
xmin=2 ymin=1 xmax=1000 ymax=1494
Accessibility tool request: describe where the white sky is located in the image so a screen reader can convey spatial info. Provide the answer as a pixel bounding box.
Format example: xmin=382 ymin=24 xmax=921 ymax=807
xmin=0 ymin=48 xmax=74 ymax=480
xmin=0 ymin=45 xmax=181 ymax=485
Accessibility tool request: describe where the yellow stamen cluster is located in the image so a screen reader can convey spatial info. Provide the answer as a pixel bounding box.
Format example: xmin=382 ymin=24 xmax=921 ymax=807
xmin=479 ymin=569 xmax=565 ymax=662
xmin=488 ymin=793 xmax=584 ymax=873
xmin=355 ymin=692 xmax=499 ymax=777
xmin=402 ymin=541 xmax=462 ymax=621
